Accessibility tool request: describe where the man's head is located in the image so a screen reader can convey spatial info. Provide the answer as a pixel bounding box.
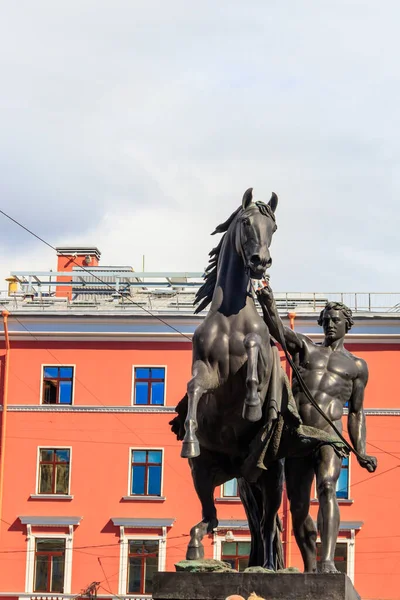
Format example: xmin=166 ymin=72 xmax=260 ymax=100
xmin=317 ymin=301 xmax=354 ymax=343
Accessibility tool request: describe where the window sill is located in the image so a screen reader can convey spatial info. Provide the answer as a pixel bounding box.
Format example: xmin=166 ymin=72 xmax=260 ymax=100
xmin=215 ymin=497 xmax=241 ymax=503
xmin=310 ymin=498 xmax=354 ymax=505
xmin=121 ymin=496 xmax=166 ymax=502
xmin=30 ymin=494 xmax=74 ymax=500
xmin=41 ymin=403 xmax=73 ymax=406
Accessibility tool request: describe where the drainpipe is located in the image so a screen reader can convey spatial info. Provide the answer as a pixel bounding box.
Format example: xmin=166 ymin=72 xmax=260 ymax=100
xmin=283 ymin=311 xmax=296 ymax=567
xmin=0 ymin=310 xmax=10 ymax=537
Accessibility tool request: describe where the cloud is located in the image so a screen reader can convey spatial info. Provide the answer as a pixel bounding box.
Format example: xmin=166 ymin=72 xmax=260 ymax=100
xmin=0 ymin=1 xmax=399 ymax=292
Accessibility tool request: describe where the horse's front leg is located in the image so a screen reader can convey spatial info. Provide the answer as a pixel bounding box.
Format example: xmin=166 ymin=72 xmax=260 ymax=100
xmin=243 ymin=332 xmax=263 ymax=422
xmin=186 ymin=455 xmax=219 ymax=560
xmin=181 ymin=360 xmax=215 ymax=459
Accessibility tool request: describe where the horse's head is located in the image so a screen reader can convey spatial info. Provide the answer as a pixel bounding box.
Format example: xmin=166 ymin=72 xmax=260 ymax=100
xmin=237 ymin=188 xmax=278 ymax=280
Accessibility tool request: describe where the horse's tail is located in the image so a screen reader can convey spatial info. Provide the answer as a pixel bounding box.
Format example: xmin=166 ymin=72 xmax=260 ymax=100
xmin=169 ymin=393 xmax=188 ymax=441
xmin=238 ymin=477 xmax=285 ymax=571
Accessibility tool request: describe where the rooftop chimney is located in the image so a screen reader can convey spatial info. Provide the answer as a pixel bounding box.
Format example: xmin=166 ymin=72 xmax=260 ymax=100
xmin=55 ymin=247 xmax=101 ymax=299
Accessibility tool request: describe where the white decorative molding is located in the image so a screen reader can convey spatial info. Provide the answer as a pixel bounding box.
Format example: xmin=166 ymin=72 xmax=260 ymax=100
xmin=5 ymin=405 xmax=176 ymax=413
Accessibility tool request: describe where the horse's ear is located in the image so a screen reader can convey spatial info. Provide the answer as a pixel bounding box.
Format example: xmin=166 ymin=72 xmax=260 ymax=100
xmin=268 ymin=192 xmax=278 ymax=213
xmin=242 ymin=188 xmax=253 ymax=209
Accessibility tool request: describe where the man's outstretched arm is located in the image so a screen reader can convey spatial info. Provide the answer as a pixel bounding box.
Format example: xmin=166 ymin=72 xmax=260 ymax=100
xmin=348 ymin=359 xmax=377 ymax=473
xmin=256 ymin=285 xmax=303 ymax=355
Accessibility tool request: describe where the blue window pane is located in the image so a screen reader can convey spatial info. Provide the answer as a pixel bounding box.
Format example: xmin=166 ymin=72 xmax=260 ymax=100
xmin=136 ymin=368 xmax=150 ymax=379
xmin=148 ymin=465 xmax=162 ymax=495
xmin=151 ymin=368 xmax=165 ymax=379
xmin=148 ymin=450 xmax=162 ymax=464
xmin=135 ymin=382 xmax=149 ymax=404
xmin=132 ymin=451 xmax=146 ymax=463
xmin=223 ymin=479 xmax=238 ymax=497
xmin=59 ymin=381 xmax=72 ymax=404
xmin=44 ymin=367 xmax=59 ymax=378
xmin=55 ymin=449 xmax=70 ymax=463
xmin=132 ymin=466 xmax=145 ymax=495
xmin=151 ymin=382 xmax=164 ymax=405
xmin=59 ymin=367 xmax=73 ymax=378
xmin=336 ymin=461 xmax=349 ymax=499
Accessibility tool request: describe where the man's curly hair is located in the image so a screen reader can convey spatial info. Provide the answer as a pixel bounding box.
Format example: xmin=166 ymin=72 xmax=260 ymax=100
xmin=318 ymin=301 xmax=354 ymax=332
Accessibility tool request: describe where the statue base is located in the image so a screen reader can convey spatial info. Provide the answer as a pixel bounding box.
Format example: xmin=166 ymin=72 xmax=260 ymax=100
xmin=152 ymin=572 xmax=360 ymax=600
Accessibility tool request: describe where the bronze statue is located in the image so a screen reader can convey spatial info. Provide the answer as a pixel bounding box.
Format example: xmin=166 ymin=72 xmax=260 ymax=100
xmin=170 ymin=188 xmax=285 ymax=569
xmin=257 ymin=286 xmax=377 ymax=573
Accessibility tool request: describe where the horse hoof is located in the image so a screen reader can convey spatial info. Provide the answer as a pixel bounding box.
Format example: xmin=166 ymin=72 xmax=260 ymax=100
xmin=243 ymin=403 xmax=262 ymax=422
xmin=181 ymin=440 xmax=200 ymax=458
xmin=186 ymin=545 xmax=204 ymax=560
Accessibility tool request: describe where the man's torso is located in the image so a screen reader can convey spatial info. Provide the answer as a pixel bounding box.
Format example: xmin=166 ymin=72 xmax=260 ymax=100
xmin=292 ymin=339 xmax=359 ymax=431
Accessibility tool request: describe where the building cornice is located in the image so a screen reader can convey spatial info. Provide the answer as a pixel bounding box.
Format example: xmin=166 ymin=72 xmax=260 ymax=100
xmin=2 ymin=405 xmax=397 ymax=415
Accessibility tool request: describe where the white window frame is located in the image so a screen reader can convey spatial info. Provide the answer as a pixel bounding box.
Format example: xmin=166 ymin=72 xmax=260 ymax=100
xmin=25 ymin=529 xmax=74 ymax=593
xmin=131 ymin=365 xmax=167 ymax=406
xmin=40 ymin=363 xmax=76 ymax=405
xmin=215 ymin=531 xmax=355 ymax=583
xmin=221 ymin=478 xmax=239 ymax=498
xmin=213 ymin=532 xmax=251 ymax=562
xmin=118 ymin=528 xmax=167 ymax=596
xmin=128 ymin=447 xmax=165 ymax=498
xmin=34 ymin=446 xmax=73 ymax=497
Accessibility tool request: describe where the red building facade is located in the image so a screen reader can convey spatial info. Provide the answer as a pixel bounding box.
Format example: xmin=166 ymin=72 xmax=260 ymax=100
xmin=0 ymin=248 xmax=399 ymax=600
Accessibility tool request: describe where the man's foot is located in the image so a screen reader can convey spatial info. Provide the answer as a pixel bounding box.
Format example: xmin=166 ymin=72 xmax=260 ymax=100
xmin=320 ymin=560 xmax=339 ymax=574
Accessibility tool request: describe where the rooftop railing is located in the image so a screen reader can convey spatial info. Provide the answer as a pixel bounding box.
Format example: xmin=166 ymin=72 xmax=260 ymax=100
xmin=2 ymin=270 xmax=400 ymax=314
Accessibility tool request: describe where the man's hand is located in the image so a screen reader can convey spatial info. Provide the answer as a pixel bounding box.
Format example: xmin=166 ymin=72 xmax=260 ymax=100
xmin=256 ymin=284 xmax=274 ymax=307
xmin=357 ymin=454 xmax=377 ymax=473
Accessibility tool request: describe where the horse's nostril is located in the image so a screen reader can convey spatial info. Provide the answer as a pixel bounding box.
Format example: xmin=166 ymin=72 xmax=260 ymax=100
xmin=250 ymin=254 xmax=261 ymax=265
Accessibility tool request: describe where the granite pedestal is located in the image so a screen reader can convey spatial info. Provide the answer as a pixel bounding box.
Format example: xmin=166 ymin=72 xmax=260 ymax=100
xmin=152 ymin=572 xmax=361 ymax=600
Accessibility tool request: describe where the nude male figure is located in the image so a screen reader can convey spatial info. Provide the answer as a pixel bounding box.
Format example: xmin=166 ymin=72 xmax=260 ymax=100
xmin=257 ymin=287 xmax=377 ymax=573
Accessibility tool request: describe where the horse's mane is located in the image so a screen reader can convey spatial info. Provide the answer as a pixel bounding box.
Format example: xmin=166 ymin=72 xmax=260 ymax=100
xmin=194 ymin=201 xmax=275 ymax=314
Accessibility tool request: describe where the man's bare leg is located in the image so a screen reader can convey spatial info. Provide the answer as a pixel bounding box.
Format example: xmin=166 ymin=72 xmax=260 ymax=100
xmin=315 ymin=445 xmax=343 ymax=573
xmin=285 ymin=456 xmax=317 ymax=572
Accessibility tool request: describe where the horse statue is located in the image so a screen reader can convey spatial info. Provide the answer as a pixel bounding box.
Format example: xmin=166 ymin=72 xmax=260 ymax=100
xmin=170 ymin=188 xmax=285 ymax=570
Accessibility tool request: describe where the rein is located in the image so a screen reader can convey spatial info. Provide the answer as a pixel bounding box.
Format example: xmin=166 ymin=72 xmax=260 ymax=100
xmin=252 ymin=281 xmax=366 ymax=463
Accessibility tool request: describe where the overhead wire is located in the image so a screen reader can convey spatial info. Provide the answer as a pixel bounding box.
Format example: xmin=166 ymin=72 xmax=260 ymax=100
xmin=1 ymin=209 xmax=400 ymax=585
xmin=0 ymin=209 xmax=193 ymax=341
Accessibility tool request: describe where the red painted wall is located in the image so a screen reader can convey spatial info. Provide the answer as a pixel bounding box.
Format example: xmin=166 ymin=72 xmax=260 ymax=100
xmin=0 ymin=340 xmax=398 ymax=598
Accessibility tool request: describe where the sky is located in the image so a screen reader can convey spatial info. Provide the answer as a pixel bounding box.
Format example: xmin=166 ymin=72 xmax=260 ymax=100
xmin=0 ymin=1 xmax=399 ymax=292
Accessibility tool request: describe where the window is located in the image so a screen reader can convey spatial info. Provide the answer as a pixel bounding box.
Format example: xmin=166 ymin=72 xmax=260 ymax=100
xmin=133 ymin=367 xmax=165 ymax=405
xmin=222 ymin=479 xmax=239 ymax=498
xmin=336 ymin=456 xmax=349 ymax=499
xmin=34 ymin=538 xmax=65 ymax=592
xmin=221 ymin=541 xmax=251 ymax=571
xmin=127 ymin=539 xmax=159 ymax=594
xmin=317 ymin=541 xmax=347 ymax=574
xmin=38 ymin=449 xmax=70 ymax=494
xmin=42 ymin=366 xmax=74 ymax=405
xmin=131 ymin=450 xmax=162 ymax=496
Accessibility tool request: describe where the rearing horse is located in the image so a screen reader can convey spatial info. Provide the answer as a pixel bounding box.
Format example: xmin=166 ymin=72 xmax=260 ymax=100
xmin=182 ymin=187 xmax=278 ymax=459
xmin=172 ymin=188 xmax=283 ymax=569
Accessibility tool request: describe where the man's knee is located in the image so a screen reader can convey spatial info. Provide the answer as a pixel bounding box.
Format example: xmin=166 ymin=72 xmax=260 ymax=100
xmin=317 ymin=479 xmax=337 ymax=501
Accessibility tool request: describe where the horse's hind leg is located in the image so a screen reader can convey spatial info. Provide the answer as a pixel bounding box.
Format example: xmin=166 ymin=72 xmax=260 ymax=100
xmin=260 ymin=460 xmax=284 ymax=570
xmin=243 ymin=333 xmax=263 ymax=422
xmin=186 ymin=455 xmax=218 ymax=560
